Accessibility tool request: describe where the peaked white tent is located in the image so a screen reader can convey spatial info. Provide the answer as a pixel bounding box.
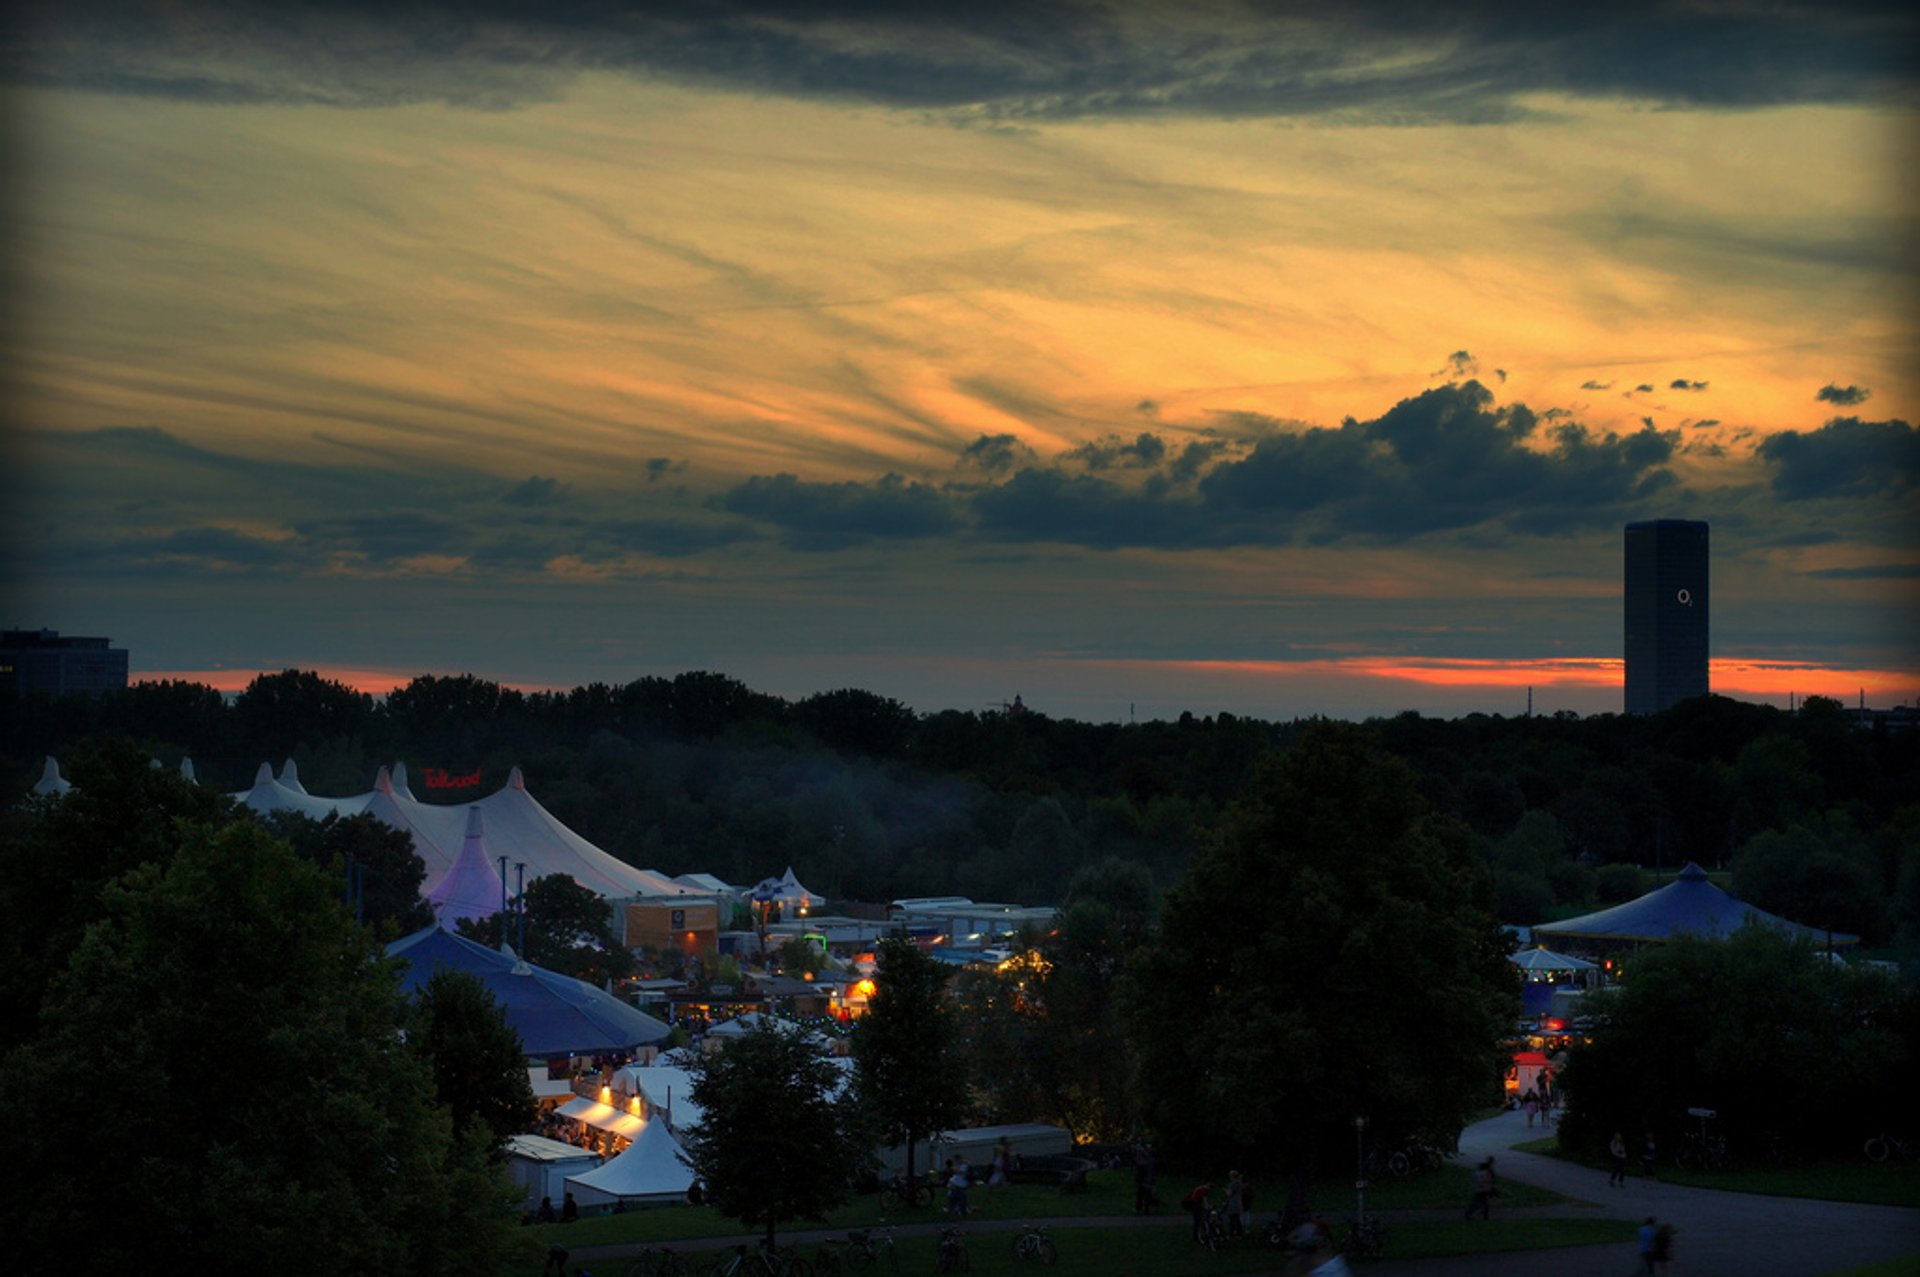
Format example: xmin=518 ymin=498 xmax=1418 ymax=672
xmin=32 ymin=757 xmax=71 ymax=796
xmin=231 ymin=762 xmax=694 ymax=900
xmin=609 ymin=1064 xmax=704 ymax=1136
xmin=425 ymin=807 xmax=508 ymax=926
xmin=231 ymin=761 xmax=370 ymax=821
xmin=564 ymin=1118 xmax=694 ymax=1206
xmin=749 ymin=867 xmax=820 ymax=911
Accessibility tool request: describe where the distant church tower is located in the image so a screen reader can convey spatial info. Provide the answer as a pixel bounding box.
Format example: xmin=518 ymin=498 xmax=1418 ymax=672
xmin=1624 ymin=520 xmax=1709 ymax=714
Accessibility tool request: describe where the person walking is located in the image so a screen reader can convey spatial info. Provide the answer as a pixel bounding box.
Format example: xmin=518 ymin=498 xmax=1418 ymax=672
xmin=1523 ymin=1088 xmax=1540 ymax=1128
xmin=1636 ymin=1216 xmax=1659 ymax=1276
xmin=1609 ymin=1132 xmax=1629 ymax=1187
xmin=1133 ymin=1143 xmax=1158 ymax=1215
xmin=1225 ymin=1171 xmax=1246 ymax=1237
xmin=1182 ymin=1182 xmax=1212 ymax=1244
xmin=946 ymin=1159 xmax=972 ymax=1217
xmin=1464 ymin=1157 xmax=1498 ymax=1220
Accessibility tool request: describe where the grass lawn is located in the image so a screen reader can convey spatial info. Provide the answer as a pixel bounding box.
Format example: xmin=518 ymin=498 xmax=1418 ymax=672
xmin=1820 ymin=1257 xmax=1920 ymax=1277
xmin=507 ymin=1218 xmax=1638 ymax=1276
xmin=1508 ymin=1137 xmax=1920 ymax=1208
xmin=506 ymin=1170 xmax=1592 ymax=1275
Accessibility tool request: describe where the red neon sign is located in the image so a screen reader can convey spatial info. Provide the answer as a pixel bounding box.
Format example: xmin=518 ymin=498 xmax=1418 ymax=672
xmin=421 ymin=767 xmax=483 ymax=789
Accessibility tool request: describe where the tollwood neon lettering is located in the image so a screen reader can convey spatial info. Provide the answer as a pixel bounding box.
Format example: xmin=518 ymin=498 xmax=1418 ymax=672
xmin=421 ymin=767 xmax=482 ymax=789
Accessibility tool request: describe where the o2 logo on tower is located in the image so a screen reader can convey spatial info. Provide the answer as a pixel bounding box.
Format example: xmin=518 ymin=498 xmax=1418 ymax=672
xmin=1675 ymin=588 xmax=1693 ymax=607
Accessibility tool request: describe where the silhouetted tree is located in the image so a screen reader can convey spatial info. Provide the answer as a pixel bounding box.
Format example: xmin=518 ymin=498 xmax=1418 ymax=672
xmin=231 ymin=668 xmax=375 ymax=759
xmin=1557 ymin=927 xmax=1915 ymax=1159
xmin=0 ymin=819 xmax=521 ymax=1274
xmin=852 ymin=937 xmax=969 ymax=1182
xmin=1127 ymin=722 xmax=1515 ymax=1223
xmin=0 ymin=739 xmax=238 ymax=1049
xmin=457 ymin=873 xmax=634 ymax=983
xmin=682 ymin=1022 xmax=868 ymax=1246
xmin=408 ymin=969 xmax=539 ymax=1153
xmin=266 ymin=810 xmax=433 ymax=936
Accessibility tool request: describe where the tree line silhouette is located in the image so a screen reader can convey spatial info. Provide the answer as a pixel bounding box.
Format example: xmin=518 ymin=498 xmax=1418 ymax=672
xmin=5 ymin=669 xmax=1916 ymax=947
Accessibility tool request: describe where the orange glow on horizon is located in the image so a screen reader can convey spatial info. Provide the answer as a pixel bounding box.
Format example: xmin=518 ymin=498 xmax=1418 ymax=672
xmin=1131 ymin=657 xmax=1919 ymax=701
xmin=132 ymin=668 xmax=565 ymax=697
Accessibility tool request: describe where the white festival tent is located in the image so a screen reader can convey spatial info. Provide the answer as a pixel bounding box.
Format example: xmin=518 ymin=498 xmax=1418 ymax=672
xmin=33 ymin=757 xmax=71 ymax=796
xmin=609 ymin=1064 xmax=704 ymax=1137
xmin=231 ymin=762 xmax=696 ymax=900
xmin=425 ymin=807 xmax=508 ymax=926
xmin=564 ymin=1117 xmax=695 ymax=1207
xmin=748 ymin=867 xmax=820 ymax=910
xmin=706 ymin=1011 xmax=832 ymax=1051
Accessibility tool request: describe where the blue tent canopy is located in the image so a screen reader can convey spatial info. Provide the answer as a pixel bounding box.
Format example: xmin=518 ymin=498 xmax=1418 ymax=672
xmin=387 ymin=926 xmax=671 ymax=1057
xmin=1533 ymin=863 xmax=1858 ymax=947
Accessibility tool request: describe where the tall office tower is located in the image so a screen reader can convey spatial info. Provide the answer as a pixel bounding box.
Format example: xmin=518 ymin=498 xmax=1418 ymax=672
xmin=1624 ymin=520 xmax=1709 ymax=714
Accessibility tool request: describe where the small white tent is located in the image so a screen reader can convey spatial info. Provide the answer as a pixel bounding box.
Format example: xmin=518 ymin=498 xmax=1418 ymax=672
xmin=749 ymin=867 xmax=820 ymax=912
xmin=32 ymin=757 xmax=71 ymax=796
xmin=565 ymin=1118 xmax=694 ymax=1207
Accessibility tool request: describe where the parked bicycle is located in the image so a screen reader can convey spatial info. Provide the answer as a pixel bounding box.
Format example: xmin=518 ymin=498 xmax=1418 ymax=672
xmin=1010 ymin=1223 xmax=1056 ymax=1265
xmin=1340 ymin=1216 xmax=1386 ymax=1260
xmin=935 ymin=1225 xmax=969 ymax=1273
xmin=703 ymin=1241 xmax=812 ymax=1277
xmin=1195 ymin=1207 xmax=1228 ymax=1253
xmin=840 ymin=1226 xmax=898 ymax=1273
xmin=1864 ymin=1132 xmax=1916 ymax=1164
xmin=628 ymin=1246 xmax=691 ymax=1277
xmin=1675 ymin=1129 xmax=1729 ymax=1172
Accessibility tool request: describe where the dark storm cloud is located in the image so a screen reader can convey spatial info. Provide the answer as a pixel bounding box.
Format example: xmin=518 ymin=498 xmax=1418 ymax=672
xmin=1817 ymin=384 xmax=1872 ymax=406
xmin=719 ymin=381 xmax=1682 ymax=551
xmin=60 ymin=525 xmax=313 ymax=576
xmin=1581 ymin=380 xmax=1613 ymax=390
xmin=1199 ymin=382 xmax=1678 ymax=540
xmin=1166 ymin=438 xmax=1234 ymax=483
xmin=594 ymin=518 xmax=762 ymax=558
xmin=716 ymin=472 xmax=962 ymax=549
xmin=502 ymin=475 xmax=570 ymax=506
xmin=958 ymin=433 xmax=1035 ymax=476
xmin=1062 ymin=432 xmax=1168 ymax=471
xmin=969 ymin=468 xmax=1210 ymax=549
xmin=293 ymin=512 xmax=468 ymax=562
xmin=10 ymin=2 xmax=1913 ymax=123
xmin=645 ymin=457 xmax=689 ymax=483
xmin=1756 ymin=416 xmax=1920 ymax=500
xmin=11 ymin=425 xmax=763 ymax=580
xmin=1669 ymin=379 xmax=1709 ymax=392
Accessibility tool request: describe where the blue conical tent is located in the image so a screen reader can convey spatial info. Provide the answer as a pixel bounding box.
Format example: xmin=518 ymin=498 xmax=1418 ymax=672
xmin=387 ymin=926 xmax=670 ymax=1057
xmin=1533 ymin=863 xmax=1857 ymax=947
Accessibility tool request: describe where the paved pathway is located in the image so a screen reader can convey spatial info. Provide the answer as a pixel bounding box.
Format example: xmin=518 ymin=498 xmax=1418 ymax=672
xmin=555 ymin=1113 xmax=1920 ymax=1276
xmin=1367 ymin=1109 xmax=1920 ymax=1277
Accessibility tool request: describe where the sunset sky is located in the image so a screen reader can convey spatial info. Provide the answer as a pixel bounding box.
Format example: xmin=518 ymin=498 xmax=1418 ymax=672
xmin=4 ymin=1 xmax=1916 ymax=720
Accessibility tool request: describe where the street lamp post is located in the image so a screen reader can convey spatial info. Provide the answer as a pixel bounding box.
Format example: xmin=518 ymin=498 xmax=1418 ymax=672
xmin=1354 ymin=1115 xmax=1368 ymax=1226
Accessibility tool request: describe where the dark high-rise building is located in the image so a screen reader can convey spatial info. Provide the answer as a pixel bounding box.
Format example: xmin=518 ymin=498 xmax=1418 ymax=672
xmin=0 ymin=628 xmax=130 ymax=698
xmin=1624 ymin=520 xmax=1709 ymax=715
